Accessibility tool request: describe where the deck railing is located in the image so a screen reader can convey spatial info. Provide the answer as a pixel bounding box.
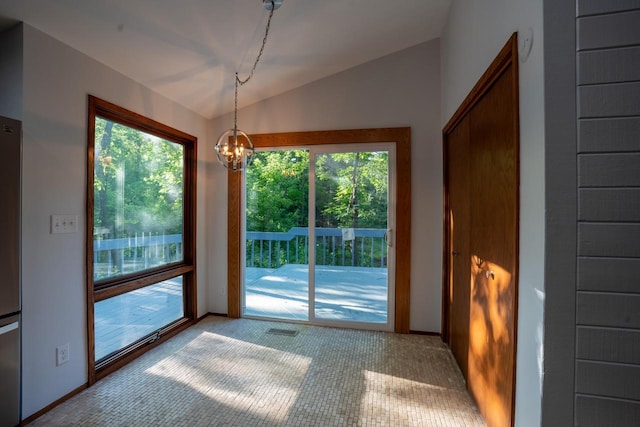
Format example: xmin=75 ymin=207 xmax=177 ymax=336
xmin=93 ymin=232 xmax=182 ymax=279
xmin=93 ymin=226 xmax=388 ymax=278
xmin=246 ymin=227 xmax=387 ymax=269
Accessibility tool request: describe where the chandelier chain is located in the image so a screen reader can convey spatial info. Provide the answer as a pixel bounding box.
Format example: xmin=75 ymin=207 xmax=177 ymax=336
xmin=237 ymin=1 xmax=275 ymax=86
xmin=233 ymin=0 xmax=275 ymax=133
xmin=217 ymin=0 xmax=277 ymax=171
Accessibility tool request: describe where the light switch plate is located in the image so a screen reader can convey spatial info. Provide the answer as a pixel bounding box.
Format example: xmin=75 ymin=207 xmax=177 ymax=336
xmin=56 ymin=343 xmax=70 ymax=366
xmin=51 ymin=215 xmax=78 ymax=234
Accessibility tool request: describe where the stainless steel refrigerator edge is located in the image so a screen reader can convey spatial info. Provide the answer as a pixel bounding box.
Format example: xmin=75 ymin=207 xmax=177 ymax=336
xmin=0 ymin=115 xmax=21 ymax=427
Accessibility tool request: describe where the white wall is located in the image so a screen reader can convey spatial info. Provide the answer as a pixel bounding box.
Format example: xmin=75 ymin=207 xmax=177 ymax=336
xmin=20 ymin=24 xmax=211 ymax=418
xmin=14 ymin=5 xmax=544 ymax=420
xmin=441 ymin=1 xmax=545 ymax=426
xmin=209 ymin=40 xmax=443 ymax=332
xmin=0 ymin=24 xmax=22 ymax=120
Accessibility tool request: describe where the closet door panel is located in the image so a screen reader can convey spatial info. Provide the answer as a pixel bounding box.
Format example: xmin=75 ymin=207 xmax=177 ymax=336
xmin=467 ymin=67 xmax=518 ymax=427
xmin=446 ymin=116 xmax=472 ymax=379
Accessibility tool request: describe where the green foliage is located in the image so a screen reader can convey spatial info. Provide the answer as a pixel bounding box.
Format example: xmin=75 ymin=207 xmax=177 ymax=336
xmin=93 ymin=117 xmax=184 ymax=238
xmin=315 ymin=151 xmax=388 ymax=229
xmin=246 ymin=150 xmax=309 ymax=232
xmin=246 ymin=149 xmax=388 ymax=231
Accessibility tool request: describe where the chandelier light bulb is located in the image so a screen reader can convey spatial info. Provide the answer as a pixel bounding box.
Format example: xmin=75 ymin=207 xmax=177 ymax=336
xmin=215 ymin=128 xmax=255 ymax=172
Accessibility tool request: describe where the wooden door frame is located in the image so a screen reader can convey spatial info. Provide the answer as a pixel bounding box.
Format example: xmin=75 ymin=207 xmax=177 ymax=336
xmin=227 ymin=128 xmax=412 ymax=333
xmin=441 ymin=33 xmax=520 ymax=423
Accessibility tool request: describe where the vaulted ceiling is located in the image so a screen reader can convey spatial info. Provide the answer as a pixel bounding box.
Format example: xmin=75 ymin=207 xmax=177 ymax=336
xmin=0 ymin=0 xmax=451 ymax=119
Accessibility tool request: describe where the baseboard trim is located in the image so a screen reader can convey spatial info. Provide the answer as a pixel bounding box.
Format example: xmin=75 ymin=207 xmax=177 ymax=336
xmin=21 ymin=383 xmax=88 ymax=425
xmin=207 ymin=312 xmax=228 ymax=318
xmin=409 ymin=330 xmax=441 ymax=336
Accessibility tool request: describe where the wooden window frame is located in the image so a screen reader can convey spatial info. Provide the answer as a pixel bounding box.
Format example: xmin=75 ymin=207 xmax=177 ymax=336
xmin=86 ymin=95 xmax=197 ymax=383
xmin=227 ymin=128 xmax=412 ymax=333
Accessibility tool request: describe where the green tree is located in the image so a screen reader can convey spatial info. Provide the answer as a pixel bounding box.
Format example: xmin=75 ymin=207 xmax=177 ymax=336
xmin=315 ymin=151 xmax=388 ymax=229
xmin=94 ymin=118 xmax=184 ymax=239
xmin=245 ymin=149 xmax=388 ymax=232
xmin=246 ymin=150 xmax=309 ymax=232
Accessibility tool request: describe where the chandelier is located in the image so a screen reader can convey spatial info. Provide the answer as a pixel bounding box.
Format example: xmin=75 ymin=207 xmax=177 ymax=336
xmin=215 ymin=0 xmax=281 ymax=172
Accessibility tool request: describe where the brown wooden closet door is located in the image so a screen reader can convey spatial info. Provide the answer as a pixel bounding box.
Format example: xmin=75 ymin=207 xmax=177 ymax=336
xmin=443 ymin=34 xmax=519 ymax=427
xmin=446 ymin=116 xmax=471 ymax=379
xmin=467 ymin=66 xmax=518 ymax=427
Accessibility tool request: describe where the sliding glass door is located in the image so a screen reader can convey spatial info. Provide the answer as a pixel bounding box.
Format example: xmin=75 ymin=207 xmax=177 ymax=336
xmin=243 ymin=143 xmax=395 ymax=330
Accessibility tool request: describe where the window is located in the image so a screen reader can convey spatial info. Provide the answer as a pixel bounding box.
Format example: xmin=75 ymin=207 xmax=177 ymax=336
xmin=86 ymin=96 xmax=196 ymax=382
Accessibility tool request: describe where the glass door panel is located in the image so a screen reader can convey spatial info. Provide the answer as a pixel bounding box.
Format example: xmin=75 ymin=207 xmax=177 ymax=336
xmin=243 ymin=149 xmax=310 ymax=320
xmin=313 ymin=150 xmax=390 ymax=324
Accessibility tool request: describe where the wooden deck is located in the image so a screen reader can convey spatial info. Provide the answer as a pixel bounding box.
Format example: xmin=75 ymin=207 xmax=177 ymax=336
xmin=244 ymin=264 xmax=388 ymax=323
xmin=94 ymin=278 xmax=183 ymax=361
xmin=95 ymin=265 xmax=388 ymax=360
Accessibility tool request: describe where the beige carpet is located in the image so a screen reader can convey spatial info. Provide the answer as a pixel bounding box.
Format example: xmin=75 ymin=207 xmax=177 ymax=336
xmin=29 ymin=316 xmax=485 ymax=426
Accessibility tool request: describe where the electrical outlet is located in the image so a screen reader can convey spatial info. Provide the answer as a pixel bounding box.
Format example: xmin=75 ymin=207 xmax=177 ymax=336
xmin=51 ymin=215 xmax=78 ymax=234
xmin=56 ymin=343 xmax=70 ymax=366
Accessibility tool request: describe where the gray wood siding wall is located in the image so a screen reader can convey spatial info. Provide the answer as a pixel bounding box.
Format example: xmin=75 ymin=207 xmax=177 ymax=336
xmin=576 ymin=2 xmax=640 ymax=425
